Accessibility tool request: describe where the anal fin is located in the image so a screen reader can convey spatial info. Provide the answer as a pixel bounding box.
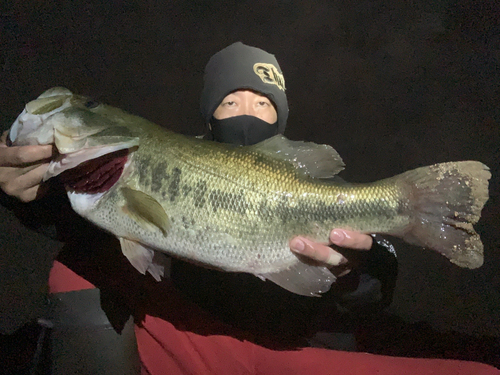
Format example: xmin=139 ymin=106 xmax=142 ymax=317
xmin=258 ymin=262 xmax=336 ymax=297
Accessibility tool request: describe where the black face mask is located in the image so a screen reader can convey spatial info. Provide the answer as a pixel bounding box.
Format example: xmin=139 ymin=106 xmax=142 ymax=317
xmin=210 ymin=115 xmax=279 ymax=146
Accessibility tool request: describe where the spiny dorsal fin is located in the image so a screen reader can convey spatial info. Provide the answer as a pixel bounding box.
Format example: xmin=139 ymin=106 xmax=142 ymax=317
xmin=121 ymin=187 xmax=170 ymax=234
xmin=250 ymin=135 xmax=345 ymax=178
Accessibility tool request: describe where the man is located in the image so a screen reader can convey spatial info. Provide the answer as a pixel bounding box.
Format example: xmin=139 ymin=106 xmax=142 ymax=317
xmin=169 ymin=42 xmax=398 ymax=347
xmin=201 ymin=42 xmax=379 ymax=262
xmin=0 ymin=42 xmax=497 ymax=375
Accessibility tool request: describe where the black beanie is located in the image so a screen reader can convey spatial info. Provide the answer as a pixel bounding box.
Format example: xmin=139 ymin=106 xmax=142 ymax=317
xmin=200 ymin=42 xmax=289 ymax=134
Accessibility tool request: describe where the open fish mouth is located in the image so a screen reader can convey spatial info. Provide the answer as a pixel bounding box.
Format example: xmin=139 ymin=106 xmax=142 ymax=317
xmin=8 ymin=87 xmax=140 ymax=181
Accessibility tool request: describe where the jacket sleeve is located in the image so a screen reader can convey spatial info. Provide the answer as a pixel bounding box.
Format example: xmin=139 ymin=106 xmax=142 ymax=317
xmin=332 ymin=234 xmax=398 ymax=313
xmin=0 ymin=190 xmax=66 ymax=334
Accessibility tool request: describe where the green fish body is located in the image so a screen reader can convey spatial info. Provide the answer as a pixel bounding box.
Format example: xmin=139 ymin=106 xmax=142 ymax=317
xmin=9 ymin=87 xmax=491 ymax=296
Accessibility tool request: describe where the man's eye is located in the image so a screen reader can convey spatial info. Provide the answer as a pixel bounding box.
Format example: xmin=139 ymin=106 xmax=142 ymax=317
xmin=224 ymin=101 xmax=236 ymax=106
xmin=258 ymin=101 xmax=269 ymax=106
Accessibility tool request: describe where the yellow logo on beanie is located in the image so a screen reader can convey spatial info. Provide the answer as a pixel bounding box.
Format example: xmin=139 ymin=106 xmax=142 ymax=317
xmin=253 ymin=63 xmax=286 ymax=91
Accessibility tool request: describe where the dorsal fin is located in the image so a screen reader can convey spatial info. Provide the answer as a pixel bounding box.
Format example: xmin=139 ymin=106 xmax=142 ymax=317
xmin=250 ymin=135 xmax=345 ymax=178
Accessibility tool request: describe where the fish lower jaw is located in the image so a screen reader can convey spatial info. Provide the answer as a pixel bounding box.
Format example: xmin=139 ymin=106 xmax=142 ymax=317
xmin=10 ymin=111 xmax=51 ymax=145
xmin=9 ymin=99 xmax=72 ymax=146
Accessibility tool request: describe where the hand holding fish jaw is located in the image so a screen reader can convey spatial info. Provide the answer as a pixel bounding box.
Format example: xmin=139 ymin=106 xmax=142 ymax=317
xmin=0 ymin=130 xmax=54 ymax=202
xmin=290 ymin=230 xmax=373 ymax=274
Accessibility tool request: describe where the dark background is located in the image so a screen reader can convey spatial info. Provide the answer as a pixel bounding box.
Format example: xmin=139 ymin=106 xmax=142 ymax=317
xmin=1 ymin=0 xmax=499 ymax=366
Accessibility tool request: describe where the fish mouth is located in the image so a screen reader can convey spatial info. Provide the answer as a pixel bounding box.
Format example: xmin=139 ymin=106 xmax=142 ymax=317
xmin=59 ymin=149 xmax=129 ymax=194
xmin=9 ymin=88 xmax=74 ymax=146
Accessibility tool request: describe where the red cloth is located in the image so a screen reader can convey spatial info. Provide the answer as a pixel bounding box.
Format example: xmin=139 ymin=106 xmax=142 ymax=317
xmin=49 ymin=261 xmax=500 ymax=375
xmin=49 ymin=260 xmax=95 ymax=292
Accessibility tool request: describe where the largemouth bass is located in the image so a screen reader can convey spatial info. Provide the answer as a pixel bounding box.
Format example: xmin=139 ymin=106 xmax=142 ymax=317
xmin=8 ymin=87 xmax=491 ymax=296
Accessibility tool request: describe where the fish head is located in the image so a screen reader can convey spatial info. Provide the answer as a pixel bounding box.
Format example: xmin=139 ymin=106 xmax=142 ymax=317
xmin=9 ymin=87 xmax=140 ymax=180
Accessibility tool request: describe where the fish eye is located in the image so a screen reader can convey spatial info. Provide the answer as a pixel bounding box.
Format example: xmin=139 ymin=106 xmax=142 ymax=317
xmin=84 ymin=100 xmax=99 ymax=109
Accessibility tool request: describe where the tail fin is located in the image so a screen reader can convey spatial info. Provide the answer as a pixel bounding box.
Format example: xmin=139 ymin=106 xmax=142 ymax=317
xmin=394 ymin=161 xmax=490 ymax=269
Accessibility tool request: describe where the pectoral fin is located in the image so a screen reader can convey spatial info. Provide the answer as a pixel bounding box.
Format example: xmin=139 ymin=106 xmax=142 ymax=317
xmin=258 ymin=261 xmax=336 ymax=297
xmin=121 ymin=187 xmax=170 ymax=234
xmin=119 ymin=238 xmax=170 ymax=281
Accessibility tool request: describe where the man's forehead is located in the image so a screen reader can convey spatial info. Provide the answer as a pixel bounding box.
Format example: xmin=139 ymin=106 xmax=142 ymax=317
xmin=224 ymin=89 xmax=272 ymax=100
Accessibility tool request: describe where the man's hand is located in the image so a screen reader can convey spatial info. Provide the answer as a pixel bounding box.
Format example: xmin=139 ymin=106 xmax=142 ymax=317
xmin=0 ymin=130 xmax=53 ymax=202
xmin=289 ymin=229 xmax=373 ymax=276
